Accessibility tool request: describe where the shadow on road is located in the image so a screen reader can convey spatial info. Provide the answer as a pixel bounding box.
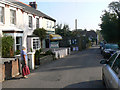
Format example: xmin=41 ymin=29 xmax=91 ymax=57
xmin=5 ymin=76 xmax=26 ymax=81
xmin=62 ymin=80 xmax=106 ymax=89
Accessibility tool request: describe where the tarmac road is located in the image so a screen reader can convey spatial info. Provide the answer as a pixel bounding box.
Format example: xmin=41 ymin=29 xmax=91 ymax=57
xmin=2 ymin=46 xmax=105 ymax=88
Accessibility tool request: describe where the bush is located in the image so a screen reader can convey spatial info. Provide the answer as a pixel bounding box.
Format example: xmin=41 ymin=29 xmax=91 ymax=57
xmin=35 ymin=49 xmax=42 ymax=65
xmin=45 ymin=50 xmax=54 ymax=55
xmin=2 ymin=36 xmax=14 ymax=58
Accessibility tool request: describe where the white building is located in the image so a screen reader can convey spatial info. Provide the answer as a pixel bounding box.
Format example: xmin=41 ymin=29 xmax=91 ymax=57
xmin=0 ymin=0 xmax=56 ymax=53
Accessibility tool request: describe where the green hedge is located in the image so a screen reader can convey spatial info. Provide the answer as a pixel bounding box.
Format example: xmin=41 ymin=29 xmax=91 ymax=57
xmin=2 ymin=36 xmax=14 ymax=58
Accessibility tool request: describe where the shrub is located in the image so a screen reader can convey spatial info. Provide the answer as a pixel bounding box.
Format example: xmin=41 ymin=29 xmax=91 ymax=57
xmin=45 ymin=50 xmax=54 ymax=55
xmin=35 ymin=49 xmax=42 ymax=65
xmin=2 ymin=36 xmax=14 ymax=58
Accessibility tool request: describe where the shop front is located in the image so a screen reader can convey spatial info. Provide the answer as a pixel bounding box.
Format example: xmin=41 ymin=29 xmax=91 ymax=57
xmin=49 ymin=34 xmax=62 ymax=48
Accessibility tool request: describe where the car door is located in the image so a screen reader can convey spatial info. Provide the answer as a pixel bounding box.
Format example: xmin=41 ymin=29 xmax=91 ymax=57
xmin=111 ymin=54 xmax=120 ymax=89
xmin=103 ymin=53 xmax=118 ymax=88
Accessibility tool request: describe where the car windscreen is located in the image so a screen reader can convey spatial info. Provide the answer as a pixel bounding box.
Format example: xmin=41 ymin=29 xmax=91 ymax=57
xmin=105 ymin=44 xmax=119 ymax=49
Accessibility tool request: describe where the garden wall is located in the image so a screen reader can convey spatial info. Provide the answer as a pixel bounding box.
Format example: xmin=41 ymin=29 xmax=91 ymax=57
xmin=0 ymin=58 xmax=19 ymax=82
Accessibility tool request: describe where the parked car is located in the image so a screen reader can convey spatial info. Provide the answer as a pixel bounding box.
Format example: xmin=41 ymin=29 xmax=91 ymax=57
xmin=100 ymin=41 xmax=106 ymax=54
xmin=102 ymin=44 xmax=119 ymax=58
xmin=100 ymin=41 xmax=105 ymax=49
xmin=100 ymin=51 xmax=120 ymax=88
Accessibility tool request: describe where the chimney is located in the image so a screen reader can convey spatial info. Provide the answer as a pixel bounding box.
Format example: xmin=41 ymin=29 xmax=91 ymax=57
xmin=75 ymin=19 xmax=77 ymax=31
xmin=29 ymin=2 xmax=37 ymax=9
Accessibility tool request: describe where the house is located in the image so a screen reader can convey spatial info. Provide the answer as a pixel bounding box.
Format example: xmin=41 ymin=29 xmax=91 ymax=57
xmin=0 ymin=0 xmax=57 ymax=53
xmin=58 ymin=29 xmax=97 ymax=50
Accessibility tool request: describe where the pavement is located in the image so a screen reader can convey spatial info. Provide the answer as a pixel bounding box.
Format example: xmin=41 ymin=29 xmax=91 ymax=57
xmin=2 ymin=46 xmax=105 ymax=88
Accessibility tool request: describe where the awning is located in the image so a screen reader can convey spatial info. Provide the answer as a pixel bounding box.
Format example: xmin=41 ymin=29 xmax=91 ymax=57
xmin=50 ymin=34 xmax=62 ymax=40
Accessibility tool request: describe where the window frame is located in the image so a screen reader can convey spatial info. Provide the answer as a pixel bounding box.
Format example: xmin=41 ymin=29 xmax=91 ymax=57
xmin=111 ymin=53 xmax=120 ymax=74
xmin=107 ymin=53 xmax=118 ymax=67
xmin=50 ymin=22 xmax=52 ymax=28
xmin=33 ymin=38 xmax=40 ymax=50
xmin=36 ymin=18 xmax=39 ymax=29
xmin=47 ymin=21 xmax=49 ymax=28
xmin=29 ymin=16 xmax=33 ymax=28
xmin=16 ymin=37 xmax=22 ymax=51
xmin=10 ymin=9 xmax=16 ymax=25
xmin=47 ymin=21 xmax=52 ymax=28
xmin=0 ymin=6 xmax=4 ymax=23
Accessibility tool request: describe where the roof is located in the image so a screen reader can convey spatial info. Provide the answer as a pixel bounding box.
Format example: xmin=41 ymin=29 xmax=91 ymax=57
xmin=7 ymin=0 xmax=56 ymax=22
xmin=86 ymin=31 xmax=97 ymax=38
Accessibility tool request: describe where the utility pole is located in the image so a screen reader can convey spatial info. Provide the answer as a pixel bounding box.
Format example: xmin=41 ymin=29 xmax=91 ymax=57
xmin=75 ymin=19 xmax=77 ymax=31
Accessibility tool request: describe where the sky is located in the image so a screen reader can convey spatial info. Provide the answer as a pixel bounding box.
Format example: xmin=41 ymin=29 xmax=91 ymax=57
xmin=18 ymin=0 xmax=118 ymax=31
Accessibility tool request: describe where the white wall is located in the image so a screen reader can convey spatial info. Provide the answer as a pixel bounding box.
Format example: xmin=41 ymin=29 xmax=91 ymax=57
xmin=42 ymin=18 xmax=55 ymax=33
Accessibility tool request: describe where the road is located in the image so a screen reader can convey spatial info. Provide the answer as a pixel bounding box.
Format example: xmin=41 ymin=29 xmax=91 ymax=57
xmin=2 ymin=46 xmax=105 ymax=88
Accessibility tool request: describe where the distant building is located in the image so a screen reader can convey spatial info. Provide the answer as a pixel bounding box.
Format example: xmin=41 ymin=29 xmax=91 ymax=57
xmin=59 ymin=29 xmax=97 ymax=50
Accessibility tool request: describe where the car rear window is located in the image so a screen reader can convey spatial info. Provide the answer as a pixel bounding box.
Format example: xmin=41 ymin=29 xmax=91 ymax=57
xmin=105 ymin=44 xmax=119 ymax=49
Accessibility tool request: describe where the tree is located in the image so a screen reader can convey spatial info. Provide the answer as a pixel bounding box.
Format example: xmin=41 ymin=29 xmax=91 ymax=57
xmin=100 ymin=11 xmax=119 ymax=43
xmin=55 ymin=24 xmax=63 ymax=36
xmin=109 ymin=1 xmax=120 ymax=20
xmin=55 ymin=24 xmax=72 ymax=37
xmin=33 ymin=28 xmax=46 ymax=48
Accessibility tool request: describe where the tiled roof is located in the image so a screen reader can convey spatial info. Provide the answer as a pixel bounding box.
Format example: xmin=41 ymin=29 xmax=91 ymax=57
xmin=7 ymin=0 xmax=56 ymax=21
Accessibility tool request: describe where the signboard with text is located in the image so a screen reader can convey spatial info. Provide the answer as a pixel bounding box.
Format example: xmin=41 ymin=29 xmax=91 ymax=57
xmin=50 ymin=42 xmax=59 ymax=48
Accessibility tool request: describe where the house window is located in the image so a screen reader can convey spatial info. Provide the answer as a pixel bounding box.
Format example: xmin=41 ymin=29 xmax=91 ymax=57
xmin=29 ymin=16 xmax=32 ymax=28
xmin=16 ymin=37 xmax=22 ymax=51
xmin=33 ymin=39 xmax=40 ymax=49
xmin=36 ymin=18 xmax=39 ymax=28
xmin=50 ymin=22 xmax=52 ymax=28
xmin=47 ymin=21 xmax=49 ymax=28
xmin=0 ymin=7 xmax=4 ymax=23
xmin=47 ymin=21 xmax=52 ymax=28
xmin=10 ymin=10 xmax=16 ymax=24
